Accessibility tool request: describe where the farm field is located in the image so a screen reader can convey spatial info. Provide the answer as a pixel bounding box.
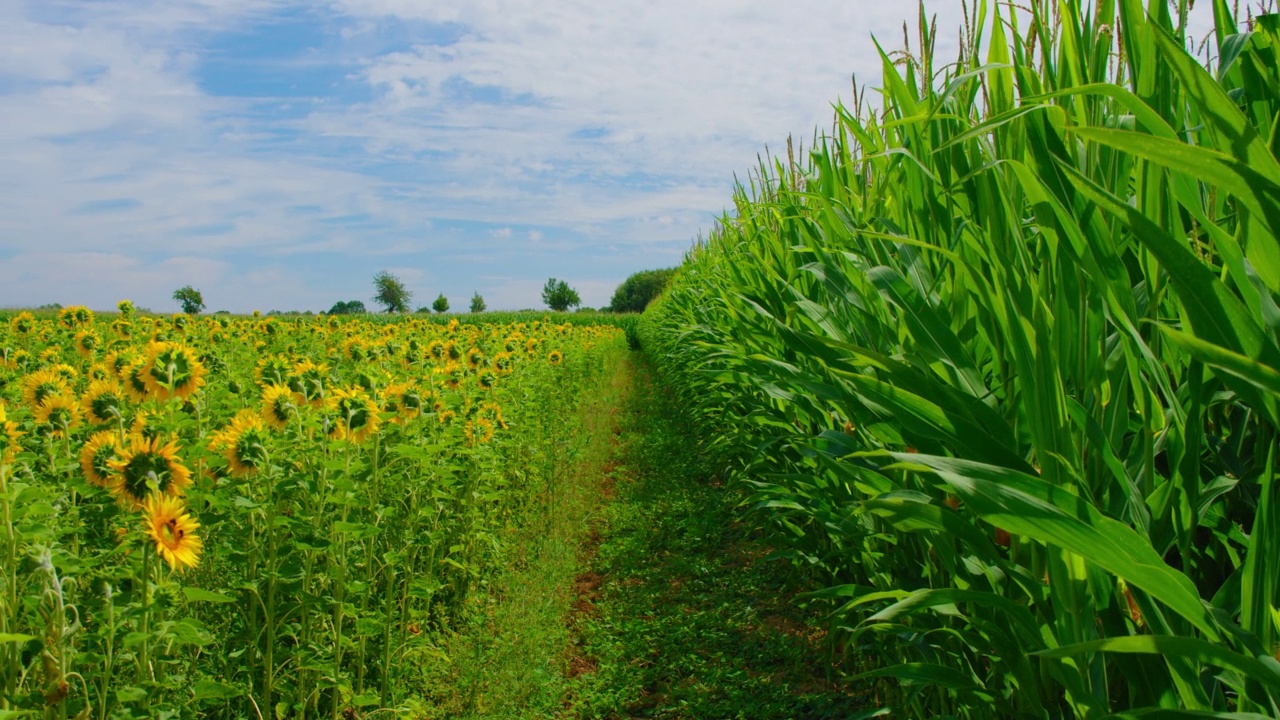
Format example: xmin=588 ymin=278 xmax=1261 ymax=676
xmin=0 ymin=306 xmax=626 ymax=718
xmin=5 ymin=1 xmax=1280 ymax=719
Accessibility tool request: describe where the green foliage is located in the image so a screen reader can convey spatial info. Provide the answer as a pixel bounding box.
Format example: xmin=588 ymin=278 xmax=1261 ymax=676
xmin=541 ymin=278 xmax=580 ymax=312
xmin=469 ymin=291 xmax=486 ymax=313
xmin=642 ymin=3 xmax=1280 ymax=717
xmin=172 ymin=285 xmax=205 ymax=314
xmin=607 ymin=267 xmax=675 ymax=313
xmin=327 ymin=300 xmax=366 ymax=315
xmin=432 ymin=293 xmax=450 ymax=313
xmin=372 ymin=270 xmax=412 ymax=313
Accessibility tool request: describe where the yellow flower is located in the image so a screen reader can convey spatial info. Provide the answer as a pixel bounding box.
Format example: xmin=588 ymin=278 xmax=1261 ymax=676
xmin=255 ymin=355 xmax=293 ymax=388
xmin=382 ymin=382 xmax=422 ymax=425
xmin=547 ymin=349 xmax=563 ymax=366
xmin=463 ymin=417 xmax=495 ymax=445
xmin=79 ymin=431 xmax=121 ymax=487
xmin=0 ymin=404 xmax=23 ymax=464
xmin=9 ymin=311 xmax=35 ymax=335
xmin=57 ymin=305 xmax=93 ymax=329
xmin=288 ymin=359 xmax=329 ymax=407
xmin=208 ymin=410 xmax=270 ymax=477
xmin=260 ymin=385 xmax=296 ymax=430
xmin=107 ymin=435 xmax=192 ymax=507
xmin=327 ymin=386 xmax=380 ymax=443
xmin=34 ymin=393 xmax=81 ymax=438
xmin=74 ymin=330 xmax=99 ymax=359
xmin=21 ymin=368 xmax=68 ymax=411
xmin=142 ymin=494 xmax=202 ymax=571
xmin=81 ymin=379 xmax=126 ymax=425
xmin=140 ymin=342 xmax=206 ymax=400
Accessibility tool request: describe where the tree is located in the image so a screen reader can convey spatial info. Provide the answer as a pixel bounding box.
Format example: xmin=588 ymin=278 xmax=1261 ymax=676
xmin=173 ymin=285 xmax=205 ymax=314
xmin=372 ymin=271 xmax=413 ymax=313
xmin=469 ymin=291 xmax=486 ymax=313
xmin=432 ymin=293 xmax=450 ymax=313
xmin=607 ymin=267 xmax=675 ymax=313
xmin=541 ymin=278 xmax=580 ymax=312
xmin=327 ymin=300 xmax=366 ymax=315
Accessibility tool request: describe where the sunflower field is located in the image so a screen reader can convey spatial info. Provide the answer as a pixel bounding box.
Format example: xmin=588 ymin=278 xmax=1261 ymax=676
xmin=0 ymin=303 xmax=623 ymax=718
xmin=641 ymin=0 xmax=1280 ymax=717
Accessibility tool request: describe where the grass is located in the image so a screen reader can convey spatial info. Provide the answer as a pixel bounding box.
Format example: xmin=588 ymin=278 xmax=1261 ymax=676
xmin=562 ymin=359 xmax=866 ymax=719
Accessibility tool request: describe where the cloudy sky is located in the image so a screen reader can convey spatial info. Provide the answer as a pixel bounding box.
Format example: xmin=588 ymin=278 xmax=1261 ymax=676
xmin=0 ymin=1 xmax=1215 ymax=313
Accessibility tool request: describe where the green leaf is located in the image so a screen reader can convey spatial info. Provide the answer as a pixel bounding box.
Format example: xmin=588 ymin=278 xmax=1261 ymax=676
xmin=183 ymin=587 xmax=235 ymax=604
xmin=0 ymin=633 xmax=34 ymax=645
xmin=192 ymin=679 xmax=244 ymax=700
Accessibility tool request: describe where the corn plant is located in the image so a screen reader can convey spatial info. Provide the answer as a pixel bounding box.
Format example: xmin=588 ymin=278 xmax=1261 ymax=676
xmin=642 ymin=0 xmax=1280 ymax=715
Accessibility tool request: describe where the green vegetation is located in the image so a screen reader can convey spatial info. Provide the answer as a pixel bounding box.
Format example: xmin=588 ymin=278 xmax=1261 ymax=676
xmin=326 ymin=299 xmax=367 ymax=315
xmin=542 ymin=278 xmax=581 ymax=312
xmin=372 ymin=270 xmax=412 ymax=313
xmin=641 ymin=1 xmax=1280 ymax=716
xmin=171 ymin=285 xmax=205 ymax=314
xmin=470 ymin=291 xmax=487 ymax=313
xmin=432 ymin=293 xmax=450 ymax=313
xmin=607 ymin=267 xmax=674 ymax=313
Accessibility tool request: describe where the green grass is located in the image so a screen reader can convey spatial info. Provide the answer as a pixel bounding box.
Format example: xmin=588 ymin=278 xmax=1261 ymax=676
xmin=563 ymin=360 xmax=866 ymax=719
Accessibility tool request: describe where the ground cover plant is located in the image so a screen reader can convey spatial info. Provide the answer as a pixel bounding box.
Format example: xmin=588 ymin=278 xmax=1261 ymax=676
xmin=0 ymin=303 xmax=623 ymax=718
xmin=642 ymin=0 xmax=1280 ymax=716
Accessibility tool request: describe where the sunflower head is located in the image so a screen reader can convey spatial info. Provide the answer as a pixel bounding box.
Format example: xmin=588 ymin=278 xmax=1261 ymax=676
xmin=287 ymin=360 xmax=329 ymax=407
xmin=74 ymin=330 xmax=99 ymax=359
xmin=79 ymin=431 xmax=121 ymax=487
xmin=116 ymin=299 xmax=136 ymax=318
xmin=493 ymin=352 xmax=514 ymax=376
xmin=327 ymin=386 xmax=380 ymax=443
xmin=142 ymin=493 xmax=202 ymax=571
xmin=255 ymin=355 xmax=293 ymax=388
xmin=0 ymin=404 xmax=24 ymax=464
xmin=21 ymin=368 xmax=69 ymax=411
xmin=9 ymin=312 xmax=36 ymax=335
xmin=463 ymin=417 xmax=495 ymax=446
xmin=547 ymin=349 xmax=564 ymax=366
xmin=107 ymin=435 xmax=192 ymax=507
xmin=477 ymin=371 xmax=498 ymax=391
xmin=426 ymin=339 xmax=446 ymax=361
xmin=34 ymin=393 xmax=82 ymax=438
xmin=209 ymin=410 xmax=270 ymax=477
xmin=260 ymin=384 xmax=296 ymax=430
xmin=81 ymin=379 xmax=126 ymax=425
xmin=383 ymin=383 xmax=422 ymax=425
xmin=141 ymin=343 xmax=206 ymax=400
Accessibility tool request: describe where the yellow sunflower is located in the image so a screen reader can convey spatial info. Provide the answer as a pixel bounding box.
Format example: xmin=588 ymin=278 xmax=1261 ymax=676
xmin=208 ymin=410 xmax=270 ymax=477
xmin=21 ymin=368 xmax=69 ymax=411
xmin=116 ymin=299 xmax=136 ymax=318
xmin=142 ymin=494 xmax=202 ymax=571
xmin=547 ymin=349 xmax=563 ymax=366
xmin=121 ymin=361 xmax=153 ymax=403
xmin=463 ymin=417 xmax=495 ymax=446
xmin=477 ymin=370 xmax=498 ymax=391
xmin=287 ymin=359 xmax=329 ymax=407
xmin=81 ymin=379 xmax=126 ymax=425
xmin=0 ymin=404 xmax=24 ymax=464
xmin=255 ymin=355 xmax=293 ymax=388
xmin=74 ymin=330 xmax=99 ymax=359
xmin=107 ymin=435 xmax=192 ymax=507
xmin=34 ymin=393 xmax=81 ymax=438
xmin=9 ymin=311 xmax=35 ymax=335
xmin=382 ymin=382 xmax=422 ymax=425
xmin=493 ymin=352 xmax=515 ymax=376
xmin=79 ymin=431 xmax=121 ymax=487
xmin=140 ymin=342 xmax=206 ymax=400
xmin=327 ymin=386 xmax=380 ymax=443
xmin=260 ymin=384 xmax=296 ymax=430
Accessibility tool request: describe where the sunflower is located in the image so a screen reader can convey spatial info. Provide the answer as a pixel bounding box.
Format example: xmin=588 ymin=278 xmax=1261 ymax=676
xmin=81 ymin=379 xmax=126 ymax=425
xmin=116 ymin=299 xmax=136 ymax=318
xmin=9 ymin=312 xmax=35 ymax=335
xmin=255 ymin=355 xmax=292 ymax=387
xmin=260 ymin=385 xmax=296 ymax=430
xmin=57 ymin=305 xmax=93 ymax=329
xmin=466 ymin=347 xmax=485 ymax=369
xmin=463 ymin=418 xmax=495 ymax=445
xmin=121 ymin=362 xmax=152 ymax=403
xmin=426 ymin=339 xmax=446 ymax=362
xmin=477 ymin=371 xmax=498 ymax=391
xmin=74 ymin=330 xmax=99 ymax=359
xmin=0 ymin=404 xmax=24 ymax=464
xmin=444 ymin=341 xmax=463 ymax=363
xmin=34 ymin=393 xmax=82 ymax=438
xmin=129 ymin=410 xmax=164 ymax=441
xmin=288 ymin=360 xmax=329 ymax=407
xmin=140 ymin=343 xmax=206 ymax=400
xmin=382 ymin=382 xmax=422 ymax=425
xmin=493 ymin=352 xmax=515 ymax=376
xmin=327 ymin=386 xmax=380 ymax=443
xmin=79 ymin=431 xmax=121 ymax=487
xmin=111 ymin=319 xmax=133 ymax=337
xmin=142 ymin=494 xmax=202 ymax=571
xmin=437 ymin=362 xmax=466 ymax=391
xmin=21 ymin=368 xmax=69 ymax=410
xmin=479 ymin=401 xmax=508 ymax=430
xmin=107 ymin=435 xmax=192 ymax=507
xmin=437 ymin=409 xmax=457 ymax=426
xmin=547 ymin=350 xmax=563 ymax=366
xmin=208 ymin=410 xmax=270 ymax=477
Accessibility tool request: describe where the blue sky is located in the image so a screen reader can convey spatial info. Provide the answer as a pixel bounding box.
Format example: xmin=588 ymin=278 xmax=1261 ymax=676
xmin=0 ymin=1 xmax=1216 ymax=313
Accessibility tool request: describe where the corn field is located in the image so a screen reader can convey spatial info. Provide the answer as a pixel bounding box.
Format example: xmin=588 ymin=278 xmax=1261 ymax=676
xmin=0 ymin=305 xmax=623 ymax=718
xmin=641 ymin=0 xmax=1280 ymax=716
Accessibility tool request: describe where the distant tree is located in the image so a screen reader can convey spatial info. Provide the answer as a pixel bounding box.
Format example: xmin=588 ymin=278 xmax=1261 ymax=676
xmin=328 ymin=300 xmax=367 ymax=315
xmin=469 ymin=291 xmax=487 ymax=313
xmin=432 ymin=293 xmax=450 ymax=313
xmin=173 ymin=285 xmax=205 ymax=315
xmin=541 ymin=278 xmax=581 ymax=312
xmin=607 ymin=267 xmax=675 ymax=313
xmin=373 ymin=271 xmax=413 ymax=313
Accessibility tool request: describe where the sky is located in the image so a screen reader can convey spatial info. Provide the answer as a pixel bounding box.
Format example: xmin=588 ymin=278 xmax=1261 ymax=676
xmin=0 ymin=1 xmax=1218 ymax=313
